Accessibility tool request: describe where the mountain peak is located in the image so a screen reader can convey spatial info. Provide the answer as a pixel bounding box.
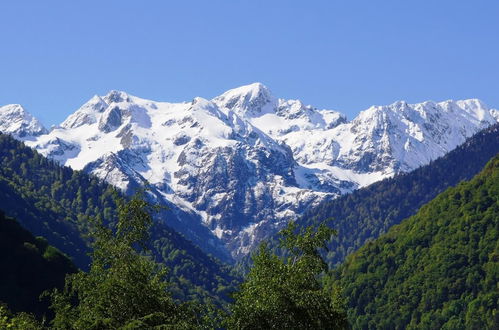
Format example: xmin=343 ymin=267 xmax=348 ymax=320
xmin=212 ymin=82 xmax=275 ymax=116
xmin=454 ymin=98 xmax=490 ymax=112
xmin=0 ymin=104 xmax=47 ymax=139
xmin=103 ymin=90 xmax=131 ymax=104
xmin=0 ymin=103 xmax=24 ymax=113
xmin=436 ymin=98 xmax=495 ymax=123
xmin=223 ymin=82 xmax=271 ymax=98
xmin=60 ymin=95 xmax=109 ymax=129
xmin=361 ymin=98 xmax=494 ymax=121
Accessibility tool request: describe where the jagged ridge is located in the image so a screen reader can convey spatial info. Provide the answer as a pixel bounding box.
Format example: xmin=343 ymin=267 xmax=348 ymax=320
xmin=1 ymin=83 xmax=497 ymax=260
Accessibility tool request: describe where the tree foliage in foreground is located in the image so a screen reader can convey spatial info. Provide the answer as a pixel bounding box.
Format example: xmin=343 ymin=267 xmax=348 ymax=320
xmin=0 ymin=303 xmax=42 ymax=330
xmin=49 ymin=193 xmax=208 ymax=329
xmin=225 ymin=222 xmax=348 ymax=329
xmin=2 ymin=193 xmax=349 ymax=329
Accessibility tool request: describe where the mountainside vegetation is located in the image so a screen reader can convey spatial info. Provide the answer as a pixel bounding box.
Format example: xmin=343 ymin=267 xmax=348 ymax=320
xmin=262 ymin=123 xmax=499 ymax=268
xmin=329 ymin=154 xmax=499 ymax=329
xmin=0 ymin=211 xmax=75 ymax=319
xmin=0 ymin=133 xmax=238 ymax=305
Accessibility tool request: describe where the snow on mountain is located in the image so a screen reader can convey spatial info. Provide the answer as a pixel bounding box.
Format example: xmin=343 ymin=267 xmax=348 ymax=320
xmin=0 ymin=104 xmax=47 ymax=139
xmin=491 ymin=109 xmax=499 ymax=121
xmin=2 ymin=84 xmax=498 ymax=260
xmin=330 ymin=98 xmax=498 ymax=174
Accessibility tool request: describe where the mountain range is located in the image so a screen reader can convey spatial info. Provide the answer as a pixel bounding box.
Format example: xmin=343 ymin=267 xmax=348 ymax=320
xmin=1 ymin=83 xmax=498 ymax=260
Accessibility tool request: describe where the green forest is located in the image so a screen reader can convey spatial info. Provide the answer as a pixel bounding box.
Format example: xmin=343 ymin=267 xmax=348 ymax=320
xmin=330 ymin=155 xmax=499 ymax=329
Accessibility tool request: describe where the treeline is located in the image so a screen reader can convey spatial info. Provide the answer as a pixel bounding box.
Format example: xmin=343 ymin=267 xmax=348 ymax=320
xmin=0 ymin=133 xmax=238 ymax=305
xmin=330 ymin=155 xmax=499 ymax=329
xmin=0 ymin=134 xmax=114 ymax=267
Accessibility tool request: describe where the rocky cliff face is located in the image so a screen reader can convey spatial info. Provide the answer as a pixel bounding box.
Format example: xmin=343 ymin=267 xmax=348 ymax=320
xmin=2 ymin=83 xmax=497 ymax=260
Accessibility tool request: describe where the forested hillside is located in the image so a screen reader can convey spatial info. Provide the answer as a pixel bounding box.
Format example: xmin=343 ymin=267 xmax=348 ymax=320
xmin=330 ymin=154 xmax=499 ymax=329
xmin=267 ymin=123 xmax=499 ymax=268
xmin=0 ymin=133 xmax=238 ymax=304
xmin=0 ymin=133 xmax=115 ymax=267
xmin=0 ymin=211 xmax=75 ymax=319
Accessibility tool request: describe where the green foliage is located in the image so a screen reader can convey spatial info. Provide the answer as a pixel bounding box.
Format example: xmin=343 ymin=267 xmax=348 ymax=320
xmin=225 ymin=222 xmax=348 ymax=329
xmin=0 ymin=302 xmax=43 ymax=329
xmin=330 ymin=155 xmax=499 ymax=329
xmin=49 ymin=193 xmax=207 ymax=329
xmin=115 ymin=194 xmax=157 ymax=248
xmin=0 ymin=211 xmax=75 ymax=319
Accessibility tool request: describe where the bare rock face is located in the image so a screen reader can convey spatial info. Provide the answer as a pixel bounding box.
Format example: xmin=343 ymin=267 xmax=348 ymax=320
xmin=3 ymin=83 xmax=498 ymax=261
xmin=98 ymin=106 xmax=123 ymax=133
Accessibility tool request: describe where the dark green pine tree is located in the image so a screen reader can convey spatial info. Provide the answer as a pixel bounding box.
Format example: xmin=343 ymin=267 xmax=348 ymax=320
xmin=224 ymin=222 xmax=348 ymax=330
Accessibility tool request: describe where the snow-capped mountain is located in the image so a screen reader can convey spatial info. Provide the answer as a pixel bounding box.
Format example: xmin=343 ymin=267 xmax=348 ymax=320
xmin=2 ymin=83 xmax=497 ymax=260
xmin=0 ymin=104 xmax=47 ymax=139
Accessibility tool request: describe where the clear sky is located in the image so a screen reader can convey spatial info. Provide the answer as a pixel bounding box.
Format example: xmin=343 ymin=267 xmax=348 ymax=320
xmin=1 ymin=1 xmax=498 ymax=126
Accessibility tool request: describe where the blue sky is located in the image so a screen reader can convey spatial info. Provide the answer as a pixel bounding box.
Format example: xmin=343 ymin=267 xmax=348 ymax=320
xmin=1 ymin=1 xmax=498 ymax=126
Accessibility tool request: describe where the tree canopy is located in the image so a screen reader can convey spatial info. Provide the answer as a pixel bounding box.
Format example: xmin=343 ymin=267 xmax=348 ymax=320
xmin=49 ymin=193 xmax=206 ymax=329
xmin=225 ymin=222 xmax=348 ymax=329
